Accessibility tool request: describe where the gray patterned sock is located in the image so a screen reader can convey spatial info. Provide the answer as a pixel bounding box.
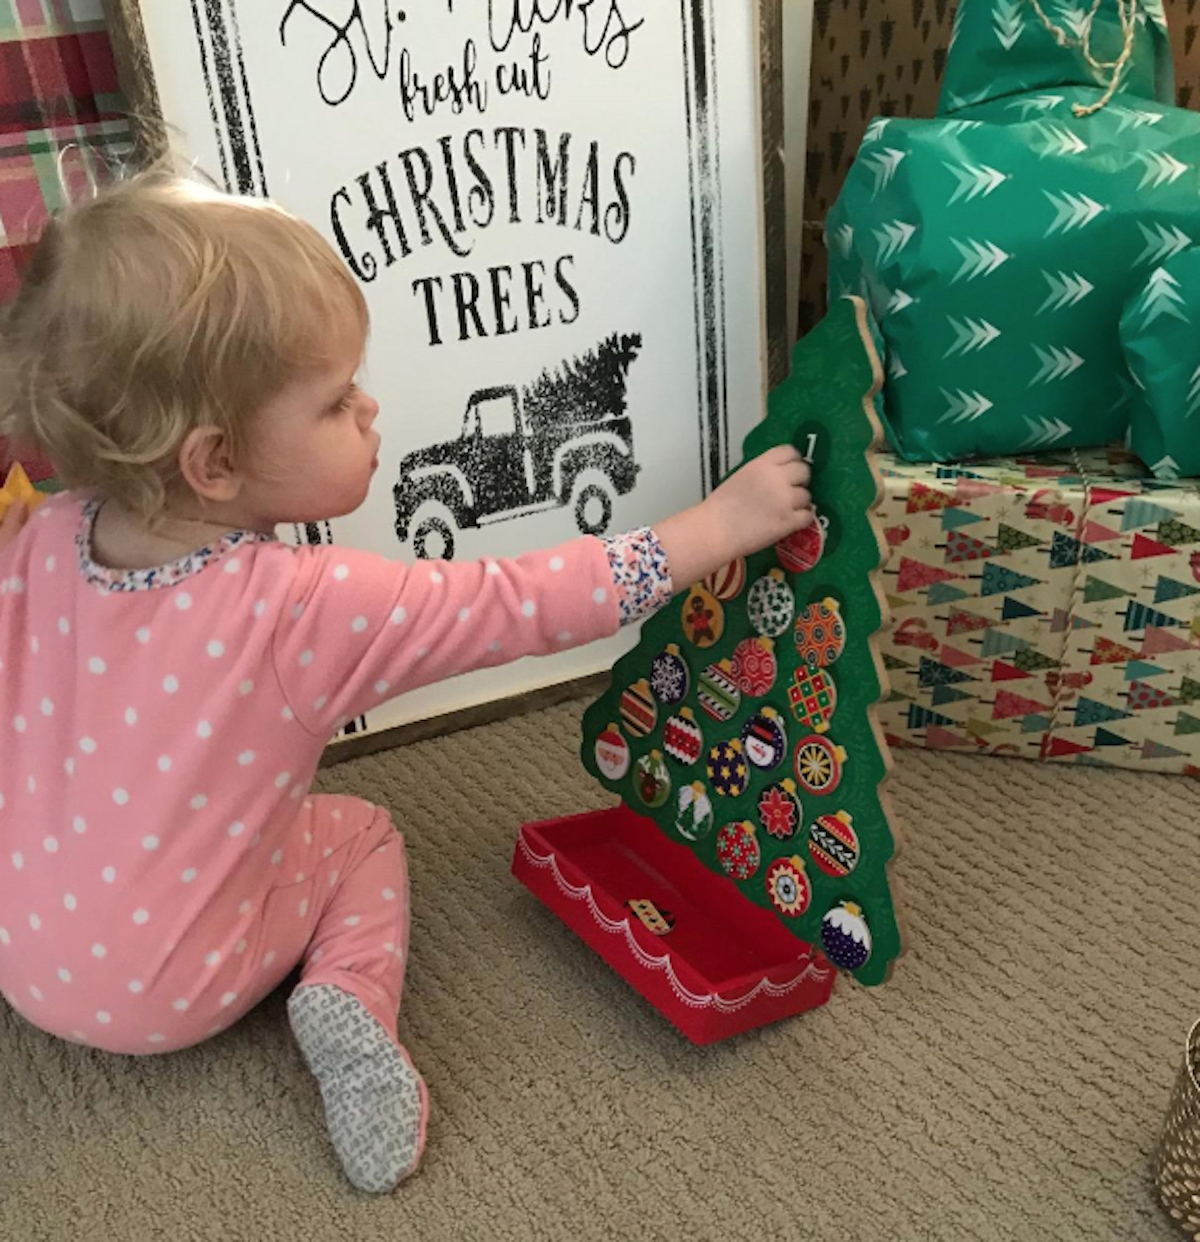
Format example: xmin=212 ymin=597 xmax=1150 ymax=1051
xmin=288 ymin=984 xmax=425 ymax=1193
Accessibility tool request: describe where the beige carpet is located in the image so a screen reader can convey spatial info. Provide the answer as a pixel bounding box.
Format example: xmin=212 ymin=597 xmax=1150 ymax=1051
xmin=3 ymin=698 xmax=1198 ymax=1242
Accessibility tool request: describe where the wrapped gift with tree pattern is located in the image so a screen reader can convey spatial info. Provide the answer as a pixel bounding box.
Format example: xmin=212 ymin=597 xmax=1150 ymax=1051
xmin=875 ymin=446 xmax=1200 ymax=773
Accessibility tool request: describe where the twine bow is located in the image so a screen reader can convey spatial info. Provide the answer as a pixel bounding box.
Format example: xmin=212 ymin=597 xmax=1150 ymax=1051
xmin=1024 ymin=0 xmax=1139 ymax=116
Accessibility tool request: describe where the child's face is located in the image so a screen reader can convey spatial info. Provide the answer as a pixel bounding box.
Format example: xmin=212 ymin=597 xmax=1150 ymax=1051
xmin=245 ymin=335 xmax=380 ymax=525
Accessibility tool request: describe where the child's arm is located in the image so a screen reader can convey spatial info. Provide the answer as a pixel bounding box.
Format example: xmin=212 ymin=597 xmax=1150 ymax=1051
xmin=271 ymin=447 xmax=811 ymax=735
xmin=654 ymin=445 xmax=812 ymax=589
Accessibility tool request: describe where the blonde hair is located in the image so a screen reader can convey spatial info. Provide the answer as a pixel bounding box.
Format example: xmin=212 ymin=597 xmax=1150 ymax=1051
xmin=0 ymin=168 xmax=369 ymax=524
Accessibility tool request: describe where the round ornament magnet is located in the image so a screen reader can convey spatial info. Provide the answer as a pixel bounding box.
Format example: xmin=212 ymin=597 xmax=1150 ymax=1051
xmin=821 ymin=901 xmax=872 ymax=971
xmin=766 ymin=856 xmax=812 ymax=918
xmin=698 ymin=660 xmax=741 ymax=722
xmin=674 ymin=781 xmax=714 ymax=841
xmin=682 ymin=585 xmax=724 ymax=649
xmin=794 ymin=597 xmax=846 ymax=669
xmin=717 ymin=821 xmax=761 ymax=880
xmin=703 ymin=557 xmax=747 ymax=602
xmin=707 ymin=739 xmax=749 ymax=798
xmin=731 ymin=636 xmax=777 ymax=697
xmin=748 ymin=569 xmax=795 ymax=638
xmin=634 ymin=750 xmax=671 ymax=808
xmin=663 ymin=707 xmax=703 ymax=766
xmin=741 ymin=707 xmax=787 ymax=770
xmin=650 ymin=644 xmax=690 ymax=705
xmin=788 ymin=667 xmax=837 ymax=733
xmin=594 ymin=723 xmax=630 ymax=781
xmin=776 ymin=515 xmax=826 ymax=576
xmin=758 ymin=779 xmax=802 ymax=840
xmin=794 ymin=735 xmax=848 ymax=796
xmin=619 ymin=679 xmax=657 ymax=737
xmin=808 ymin=811 xmax=860 ymax=878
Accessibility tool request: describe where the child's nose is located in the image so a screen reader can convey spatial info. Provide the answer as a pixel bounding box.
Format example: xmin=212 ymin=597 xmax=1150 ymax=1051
xmin=358 ymin=393 xmax=380 ymax=428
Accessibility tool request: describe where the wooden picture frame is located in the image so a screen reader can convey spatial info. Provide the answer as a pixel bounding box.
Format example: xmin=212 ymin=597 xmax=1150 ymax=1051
xmin=99 ymin=0 xmax=793 ymax=762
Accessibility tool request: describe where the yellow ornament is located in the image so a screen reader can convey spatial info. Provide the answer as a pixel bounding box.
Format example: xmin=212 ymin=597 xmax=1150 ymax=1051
xmin=0 ymin=463 xmax=48 ymax=519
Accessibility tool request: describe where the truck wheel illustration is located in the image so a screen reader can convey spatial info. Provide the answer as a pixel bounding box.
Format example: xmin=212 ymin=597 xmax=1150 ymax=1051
xmin=411 ymin=503 xmax=457 ymax=561
xmin=571 ymin=470 xmax=616 ymax=537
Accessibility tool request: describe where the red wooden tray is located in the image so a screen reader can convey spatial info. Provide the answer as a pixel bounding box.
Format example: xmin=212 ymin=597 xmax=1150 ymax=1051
xmin=512 ymin=805 xmax=837 ymax=1044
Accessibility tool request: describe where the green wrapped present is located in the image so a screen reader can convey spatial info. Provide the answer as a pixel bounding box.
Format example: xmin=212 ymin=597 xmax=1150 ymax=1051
xmin=942 ymin=0 xmax=1173 ymax=110
xmin=828 ymin=0 xmax=1200 ymax=468
xmin=1121 ymin=247 xmax=1200 ymax=479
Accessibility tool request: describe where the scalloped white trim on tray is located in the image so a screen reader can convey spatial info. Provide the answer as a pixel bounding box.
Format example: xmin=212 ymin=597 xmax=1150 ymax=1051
xmin=518 ymin=829 xmax=832 ymax=1012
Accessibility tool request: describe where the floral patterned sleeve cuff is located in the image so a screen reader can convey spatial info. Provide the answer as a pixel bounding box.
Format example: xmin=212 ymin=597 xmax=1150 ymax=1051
xmin=602 ymin=526 xmax=675 ymax=626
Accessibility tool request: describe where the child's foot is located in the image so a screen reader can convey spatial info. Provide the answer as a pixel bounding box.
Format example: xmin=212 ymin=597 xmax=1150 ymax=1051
xmin=287 ymin=984 xmax=426 ymax=1193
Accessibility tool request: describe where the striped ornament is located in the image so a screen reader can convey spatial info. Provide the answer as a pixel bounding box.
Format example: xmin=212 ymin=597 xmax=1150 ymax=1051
xmin=703 ymin=557 xmax=747 ymax=601
xmin=619 ymin=679 xmax=658 ymax=736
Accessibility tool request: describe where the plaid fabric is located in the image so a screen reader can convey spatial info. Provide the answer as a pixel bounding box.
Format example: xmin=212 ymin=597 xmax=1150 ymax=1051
xmin=0 ymin=0 xmax=132 ymax=481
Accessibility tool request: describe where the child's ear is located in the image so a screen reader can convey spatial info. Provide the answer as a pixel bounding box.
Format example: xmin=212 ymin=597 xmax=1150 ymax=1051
xmin=179 ymin=426 xmax=242 ymax=503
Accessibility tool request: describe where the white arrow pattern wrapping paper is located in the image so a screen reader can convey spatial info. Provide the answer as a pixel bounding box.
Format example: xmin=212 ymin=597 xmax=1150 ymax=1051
xmin=827 ymin=0 xmax=1200 ymax=471
xmin=1122 ymin=250 xmax=1200 ymax=477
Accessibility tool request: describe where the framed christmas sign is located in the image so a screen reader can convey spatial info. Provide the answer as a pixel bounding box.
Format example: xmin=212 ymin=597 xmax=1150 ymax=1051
xmin=102 ymin=0 xmax=792 ymax=748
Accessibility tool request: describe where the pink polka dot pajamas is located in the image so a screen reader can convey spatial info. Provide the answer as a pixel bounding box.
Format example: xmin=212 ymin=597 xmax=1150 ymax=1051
xmin=0 ymin=495 xmax=673 ymax=1186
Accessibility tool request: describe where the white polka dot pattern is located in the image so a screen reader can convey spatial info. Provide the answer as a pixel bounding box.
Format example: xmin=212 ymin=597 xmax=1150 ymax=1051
xmin=0 ymin=496 xmax=624 ymax=1048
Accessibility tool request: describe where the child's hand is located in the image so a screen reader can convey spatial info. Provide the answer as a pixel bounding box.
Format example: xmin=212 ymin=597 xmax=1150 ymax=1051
xmin=705 ymin=446 xmax=813 ymax=559
xmin=0 ymin=500 xmax=28 ymax=556
xmin=655 ymin=446 xmax=813 ymax=591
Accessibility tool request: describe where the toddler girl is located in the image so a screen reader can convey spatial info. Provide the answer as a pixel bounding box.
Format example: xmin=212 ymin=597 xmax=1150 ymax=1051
xmin=0 ymin=171 xmax=814 ymax=1193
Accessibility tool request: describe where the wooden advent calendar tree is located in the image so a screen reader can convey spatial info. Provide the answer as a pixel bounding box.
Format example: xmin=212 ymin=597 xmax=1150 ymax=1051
xmin=513 ymin=298 xmax=901 ymax=1042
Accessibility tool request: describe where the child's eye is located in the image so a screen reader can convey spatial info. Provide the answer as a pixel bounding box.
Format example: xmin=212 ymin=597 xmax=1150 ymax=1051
xmin=334 ymin=384 xmax=358 ymax=413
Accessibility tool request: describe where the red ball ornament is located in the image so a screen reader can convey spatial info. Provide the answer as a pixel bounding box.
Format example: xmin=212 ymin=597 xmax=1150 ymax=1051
xmin=716 ymin=821 xmax=760 ymax=880
xmin=766 ymin=856 xmax=812 ymax=918
xmin=731 ymin=636 xmax=777 ymax=697
xmin=776 ymin=515 xmax=827 ymax=575
xmin=663 ymin=707 xmax=703 ymax=766
xmin=808 ymin=810 xmax=860 ymax=878
xmin=793 ymin=735 xmax=847 ymax=796
xmin=788 ymin=667 xmax=838 ymax=733
xmin=794 ymin=597 xmax=846 ymax=669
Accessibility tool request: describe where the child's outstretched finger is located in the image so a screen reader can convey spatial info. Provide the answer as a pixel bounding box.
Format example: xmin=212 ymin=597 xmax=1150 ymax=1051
xmin=764 ymin=443 xmax=800 ymax=464
xmin=764 ymin=447 xmax=811 ymax=491
xmin=785 ymin=459 xmax=814 ymax=486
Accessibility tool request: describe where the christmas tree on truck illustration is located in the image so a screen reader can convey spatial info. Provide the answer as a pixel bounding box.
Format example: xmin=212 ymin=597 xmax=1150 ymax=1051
xmin=393 ymin=332 xmax=642 ymax=559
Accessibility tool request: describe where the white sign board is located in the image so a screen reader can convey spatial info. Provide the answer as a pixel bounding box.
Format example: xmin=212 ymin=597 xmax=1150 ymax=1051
xmin=126 ymin=0 xmax=772 ymax=738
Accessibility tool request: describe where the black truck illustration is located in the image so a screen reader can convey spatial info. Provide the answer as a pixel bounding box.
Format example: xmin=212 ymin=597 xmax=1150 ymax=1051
xmin=393 ymin=332 xmax=642 ymax=560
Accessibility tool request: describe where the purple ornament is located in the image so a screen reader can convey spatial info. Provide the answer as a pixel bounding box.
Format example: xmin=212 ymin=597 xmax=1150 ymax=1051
xmin=820 ymin=902 xmax=871 ymax=971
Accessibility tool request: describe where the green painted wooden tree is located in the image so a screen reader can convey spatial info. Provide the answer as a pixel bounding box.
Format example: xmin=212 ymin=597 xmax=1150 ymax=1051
xmin=582 ymin=297 xmax=901 ymax=986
